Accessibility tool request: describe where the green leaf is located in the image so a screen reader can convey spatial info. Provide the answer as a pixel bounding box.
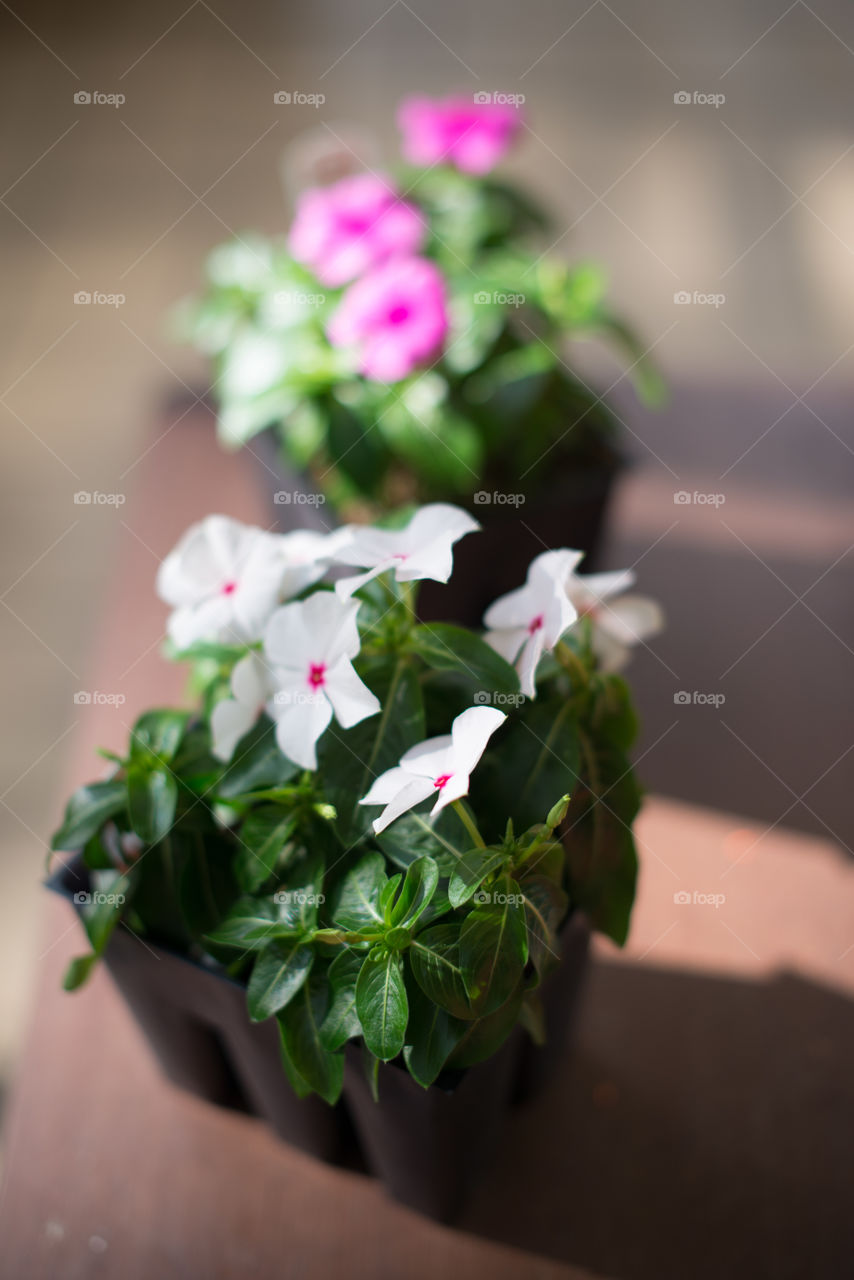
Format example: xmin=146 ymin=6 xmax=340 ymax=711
xmin=327 ymin=397 xmax=387 ymax=496
xmin=273 ymin=850 xmax=326 ymax=933
xmin=127 ymin=765 xmax=178 ymax=844
xmin=356 ymin=948 xmax=408 ymax=1061
xmin=129 ymin=709 xmax=190 ymax=762
xmin=389 ymin=856 xmax=439 ymax=929
xmin=216 ymin=716 xmax=299 ymax=800
xmin=407 ymin=624 xmax=520 ymax=695
xmin=479 ymin=696 xmax=580 ymax=838
xmin=177 ymin=829 xmax=240 ymax=940
xmin=63 ymin=953 xmax=98 ymax=991
xmin=460 ymin=874 xmax=528 ymax=1015
xmin=277 ymin=974 xmax=344 ymax=1104
xmin=247 ymin=938 xmax=314 ymax=1021
xmin=51 ymin=779 xmax=127 ymax=851
xmin=329 ymin=851 xmax=386 ymax=931
xmin=319 ymin=657 xmax=424 ymax=840
xmin=403 ymin=976 xmax=467 ymax=1088
xmin=518 ymin=874 xmax=569 ymax=979
xmin=376 ymin=807 xmax=468 ymax=877
xmin=448 ymin=847 xmax=507 ymax=909
xmin=319 ymin=948 xmax=363 ymax=1051
xmin=409 ymin=923 xmax=473 ymax=1020
xmin=204 ymin=897 xmax=280 ymax=951
xmin=563 ymin=732 xmax=640 ymax=945
xmin=447 ymin=986 xmax=524 ymax=1069
xmin=277 ymin=1023 xmax=314 ymax=1099
xmin=237 ymin=805 xmax=297 ymax=892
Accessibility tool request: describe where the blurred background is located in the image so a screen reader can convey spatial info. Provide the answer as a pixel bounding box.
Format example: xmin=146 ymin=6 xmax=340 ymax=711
xmin=1 ymin=0 xmax=852 ymax=1180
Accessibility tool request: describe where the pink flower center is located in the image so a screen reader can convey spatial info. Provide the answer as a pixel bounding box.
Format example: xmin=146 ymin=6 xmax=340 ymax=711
xmin=434 ymin=773 xmax=452 ymax=790
xmin=221 ymin=580 xmax=238 ymax=596
xmin=308 ymin=662 xmax=327 ymax=688
xmin=387 ymin=303 xmax=411 ymax=326
xmin=528 ymin=613 xmax=544 ymax=635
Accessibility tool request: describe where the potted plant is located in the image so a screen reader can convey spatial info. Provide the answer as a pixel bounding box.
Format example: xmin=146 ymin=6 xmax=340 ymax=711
xmin=177 ymin=93 xmax=664 ymax=622
xmin=49 ymin=506 xmax=661 ymax=1220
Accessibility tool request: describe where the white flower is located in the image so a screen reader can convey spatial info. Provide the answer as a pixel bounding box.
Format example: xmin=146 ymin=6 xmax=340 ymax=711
xmin=263 ymin=591 xmax=380 ymax=770
xmin=483 ymin=550 xmax=581 ymax=698
xmin=566 ymin=568 xmax=664 ymax=672
xmin=157 ymin=516 xmax=334 ymax=650
xmin=210 ymin=650 xmax=273 ymax=762
xmin=332 ymin=503 xmax=479 ymax=599
xmin=359 ymin=706 xmax=506 ymax=834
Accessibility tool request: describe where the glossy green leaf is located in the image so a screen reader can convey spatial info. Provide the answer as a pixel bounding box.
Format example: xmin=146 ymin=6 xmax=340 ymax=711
xmin=237 ymin=805 xmax=297 ymax=892
xmin=329 ymin=852 xmax=386 ymax=932
xmin=448 ymin=847 xmax=507 ymax=909
xmin=277 ymin=975 xmax=344 ymax=1104
xmin=460 ymin=874 xmax=528 ymax=1014
xmin=129 ymin=709 xmax=190 ymax=762
xmin=356 ymin=948 xmax=408 ymax=1061
xmin=204 ymin=897 xmax=280 ymax=951
xmin=216 ymin=716 xmax=299 ymax=799
xmin=127 ymin=765 xmax=178 ymax=845
xmin=409 ymin=923 xmax=473 ymax=1020
xmin=403 ymin=976 xmax=467 ymax=1088
xmin=407 ymin=624 xmax=519 ymax=695
xmin=389 ymin=856 xmax=439 ymax=929
xmin=248 ymin=938 xmax=314 ymax=1021
xmin=51 ymin=779 xmax=127 ymax=851
xmin=518 ymin=873 xmax=569 ymax=979
xmin=319 ymin=948 xmax=363 ymax=1051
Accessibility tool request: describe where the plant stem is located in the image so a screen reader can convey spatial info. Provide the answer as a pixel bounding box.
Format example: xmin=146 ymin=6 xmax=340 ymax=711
xmin=452 ymin=800 xmax=486 ymax=849
xmin=555 ymin=640 xmax=590 ymax=691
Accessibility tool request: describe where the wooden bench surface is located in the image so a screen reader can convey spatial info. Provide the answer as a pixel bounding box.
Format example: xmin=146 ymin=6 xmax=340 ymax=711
xmin=1 ymin=410 xmax=852 ymax=1280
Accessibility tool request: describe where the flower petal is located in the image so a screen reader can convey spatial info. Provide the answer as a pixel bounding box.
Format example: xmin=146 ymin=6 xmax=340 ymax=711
xmin=210 ymin=697 xmax=258 ymax=763
xmin=271 ymin=692 xmax=333 ymax=770
xmin=323 ymin=655 xmax=381 ymax=729
xmin=370 ymin=775 xmax=437 ymax=834
xmin=449 ymin=706 xmax=506 ymax=774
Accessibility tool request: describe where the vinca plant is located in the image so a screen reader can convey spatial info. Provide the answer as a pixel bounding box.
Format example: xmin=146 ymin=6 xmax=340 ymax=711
xmin=180 ymin=94 xmax=663 ymax=512
xmin=51 ymin=507 xmax=661 ymax=1102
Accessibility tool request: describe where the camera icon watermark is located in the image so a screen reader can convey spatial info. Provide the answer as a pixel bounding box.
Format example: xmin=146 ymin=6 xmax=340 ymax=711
xmin=473 ymin=490 xmax=525 ymax=507
xmin=74 ymin=491 xmax=126 ymax=506
xmin=673 ymin=690 xmax=726 ymax=708
xmin=273 ymin=491 xmax=326 ymax=506
xmin=673 ymin=490 xmax=726 ymax=507
xmin=73 ymin=890 xmax=126 ymax=906
xmin=472 ymin=888 xmax=524 ymax=906
xmin=674 ymin=290 xmax=725 ymax=308
xmin=73 ymin=90 xmax=125 ymax=108
xmin=273 ymin=889 xmax=326 ymax=907
xmin=673 ymin=90 xmax=725 ymax=109
xmin=473 ymin=91 xmax=525 ymax=107
xmin=74 ymin=291 xmax=125 ymax=307
xmin=473 ymin=289 xmax=525 ymax=307
xmin=273 ymin=689 xmax=326 ymax=706
xmin=674 ymin=889 xmax=726 ymax=908
xmin=273 ymin=90 xmax=325 ymax=108
xmin=73 ymin=690 xmax=126 ymax=706
xmin=473 ymin=690 xmax=526 ymax=709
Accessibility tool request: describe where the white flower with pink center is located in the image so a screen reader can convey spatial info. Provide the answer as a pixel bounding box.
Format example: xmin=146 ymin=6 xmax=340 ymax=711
xmin=359 ymin=705 xmax=506 ymax=834
xmin=565 ymin=567 xmax=664 ymax=672
xmin=483 ymin=549 xmax=581 ymax=698
xmin=263 ymin=592 xmax=380 ymax=770
xmin=332 ymin=503 xmax=479 ymax=599
xmin=156 ymin=517 xmax=335 ymax=651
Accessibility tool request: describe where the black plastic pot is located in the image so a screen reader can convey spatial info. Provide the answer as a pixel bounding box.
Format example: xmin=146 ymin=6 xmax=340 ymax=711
xmin=47 ymin=858 xmax=590 ymax=1220
xmin=250 ymin=427 xmax=620 ymax=627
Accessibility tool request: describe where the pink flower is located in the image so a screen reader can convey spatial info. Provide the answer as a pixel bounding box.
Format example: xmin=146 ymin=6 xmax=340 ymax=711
xmin=327 ymin=257 xmax=449 ymax=382
xmin=288 ymin=173 xmax=425 ymax=287
xmin=397 ymin=95 xmax=522 ymax=175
